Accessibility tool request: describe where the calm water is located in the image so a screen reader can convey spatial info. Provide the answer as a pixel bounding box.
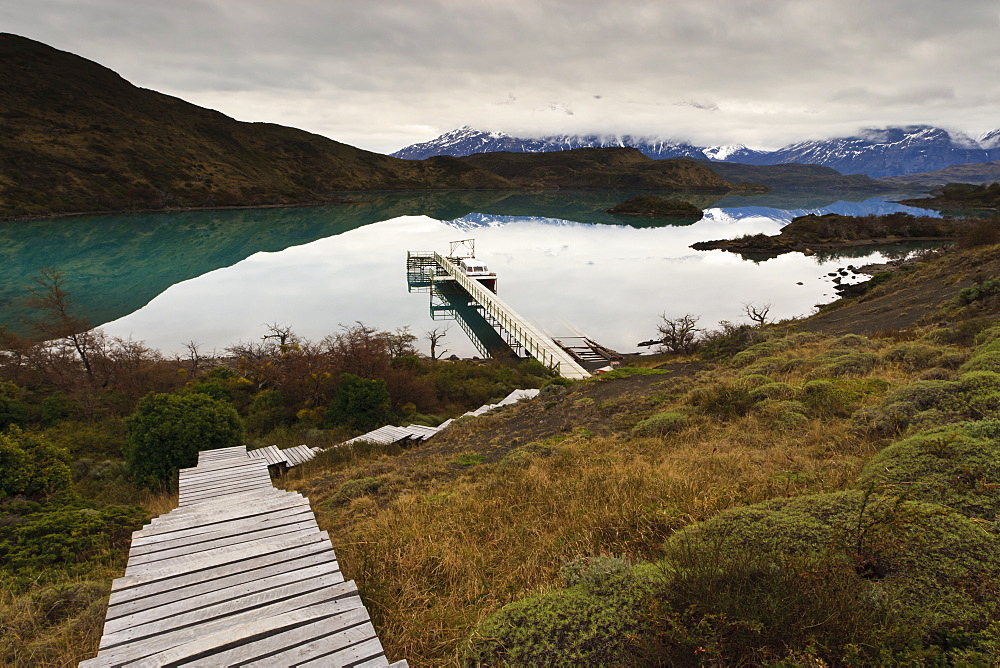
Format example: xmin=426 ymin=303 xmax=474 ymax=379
xmin=0 ymin=191 xmax=937 ymax=358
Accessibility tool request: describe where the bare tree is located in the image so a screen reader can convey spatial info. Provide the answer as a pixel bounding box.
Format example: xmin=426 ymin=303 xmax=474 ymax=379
xmin=742 ymin=302 xmax=773 ymax=327
xmin=386 ymin=326 xmax=418 ymax=358
xmin=23 ymin=267 xmax=97 ymax=382
xmin=425 ymin=326 xmax=450 ymax=360
xmin=656 ymin=313 xmax=702 ymax=354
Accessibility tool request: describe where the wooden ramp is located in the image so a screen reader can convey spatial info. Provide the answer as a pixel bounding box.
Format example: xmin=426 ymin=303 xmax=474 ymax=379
xmin=81 ymin=446 xmax=405 ymax=667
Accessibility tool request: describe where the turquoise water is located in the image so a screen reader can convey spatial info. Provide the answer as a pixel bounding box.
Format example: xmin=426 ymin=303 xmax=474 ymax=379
xmin=0 ymin=191 xmax=938 ymax=357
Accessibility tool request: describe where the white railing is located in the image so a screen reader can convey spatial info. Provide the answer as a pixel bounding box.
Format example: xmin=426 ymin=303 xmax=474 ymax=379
xmin=433 ymin=253 xmax=590 ymax=379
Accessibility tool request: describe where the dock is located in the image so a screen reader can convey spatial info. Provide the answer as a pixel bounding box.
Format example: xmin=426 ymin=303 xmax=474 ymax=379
xmin=407 ymin=250 xmax=591 ymax=380
xmin=81 ymin=446 xmax=404 ymax=667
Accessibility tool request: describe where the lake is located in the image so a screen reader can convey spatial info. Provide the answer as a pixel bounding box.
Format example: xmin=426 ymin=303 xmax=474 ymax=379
xmin=0 ymin=190 xmax=938 ymax=359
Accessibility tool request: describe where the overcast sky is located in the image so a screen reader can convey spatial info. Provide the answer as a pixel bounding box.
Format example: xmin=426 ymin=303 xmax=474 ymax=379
xmin=3 ymin=0 xmax=998 ymax=154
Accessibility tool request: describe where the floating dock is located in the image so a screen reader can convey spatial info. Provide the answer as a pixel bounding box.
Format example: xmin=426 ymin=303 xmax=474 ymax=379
xmin=407 ymin=249 xmax=591 ymax=380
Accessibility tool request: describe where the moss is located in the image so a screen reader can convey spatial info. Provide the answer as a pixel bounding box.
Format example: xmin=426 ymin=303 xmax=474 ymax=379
xmin=454 ymin=454 xmax=486 ymax=466
xmin=857 ymin=423 xmax=1000 ymax=520
xmin=632 ymin=411 xmax=689 ymax=437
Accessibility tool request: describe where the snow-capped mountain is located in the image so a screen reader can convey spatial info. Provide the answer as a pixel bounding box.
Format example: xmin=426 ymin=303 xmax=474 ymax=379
xmin=392 ymin=125 xmax=1000 ymax=178
xmin=392 ymin=126 xmax=708 ymax=161
xmin=763 ymin=126 xmax=998 ymax=178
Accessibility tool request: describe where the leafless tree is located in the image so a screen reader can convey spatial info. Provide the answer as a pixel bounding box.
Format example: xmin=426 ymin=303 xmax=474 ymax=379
xmin=425 ymin=326 xmax=450 ymax=360
xmin=742 ymin=302 xmax=773 ymax=327
xmin=386 ymin=326 xmax=418 ymax=358
xmin=23 ymin=267 xmax=97 ymax=382
xmin=656 ymin=313 xmax=702 ymax=354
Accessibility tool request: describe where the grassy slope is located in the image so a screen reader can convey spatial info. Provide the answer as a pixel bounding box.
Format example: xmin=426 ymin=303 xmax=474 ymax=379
xmin=275 ymin=243 xmax=1000 ymax=663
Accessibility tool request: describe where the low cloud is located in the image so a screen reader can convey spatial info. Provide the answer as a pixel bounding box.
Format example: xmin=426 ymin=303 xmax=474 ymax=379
xmin=3 ymin=0 xmax=998 ymax=153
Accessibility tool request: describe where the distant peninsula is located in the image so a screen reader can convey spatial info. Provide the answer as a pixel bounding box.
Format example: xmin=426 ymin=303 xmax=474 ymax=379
xmin=691 ymin=212 xmax=964 ymax=258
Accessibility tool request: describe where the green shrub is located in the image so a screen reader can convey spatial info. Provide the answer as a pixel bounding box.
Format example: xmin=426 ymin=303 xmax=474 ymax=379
xmin=835 ymin=333 xmax=873 ymax=348
xmin=961 ymin=351 xmax=1000 ymax=373
xmin=632 ymin=411 xmax=688 ymax=436
xmin=453 ymin=453 xmax=485 ymax=466
xmin=123 ymin=392 xmax=244 ymax=488
xmin=811 ymin=350 xmax=879 ymax=377
xmin=750 ymin=381 xmax=796 ymax=401
xmin=753 ymin=399 xmax=809 ymax=428
xmin=0 ymin=503 xmax=147 ymax=573
xmin=733 ymin=373 xmax=773 ymax=388
xmin=0 ymin=430 xmax=72 ymax=499
xmin=800 ymin=380 xmax=858 ymax=417
xmin=957 ymin=277 xmax=1000 ymax=304
xmin=729 ymin=339 xmax=794 ymax=367
xmin=856 ymin=423 xmax=1000 ymax=520
xmin=497 ymin=442 xmax=558 ymax=471
xmin=325 ymin=374 xmax=395 ymax=431
xmin=463 ymin=558 xmax=656 ymax=666
xmin=661 ymin=490 xmax=1000 ymax=662
xmin=245 ymin=389 xmax=291 ymax=435
xmin=688 ymin=384 xmax=756 ymax=419
xmin=883 ymin=343 xmax=944 ymax=371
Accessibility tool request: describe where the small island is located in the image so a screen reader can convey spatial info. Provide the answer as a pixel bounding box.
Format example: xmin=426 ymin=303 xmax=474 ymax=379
xmin=606 ymin=195 xmax=703 ymax=220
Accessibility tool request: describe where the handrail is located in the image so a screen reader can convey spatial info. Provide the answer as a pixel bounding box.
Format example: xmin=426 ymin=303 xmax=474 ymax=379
xmin=432 ymin=253 xmax=590 ymax=379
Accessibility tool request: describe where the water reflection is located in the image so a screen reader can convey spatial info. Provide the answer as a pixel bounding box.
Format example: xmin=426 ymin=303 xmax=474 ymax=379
xmin=0 ymin=191 xmax=944 ymax=357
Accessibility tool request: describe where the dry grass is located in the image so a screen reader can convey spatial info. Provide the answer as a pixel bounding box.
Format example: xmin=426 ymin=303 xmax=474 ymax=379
xmin=280 ymin=333 xmax=926 ymax=664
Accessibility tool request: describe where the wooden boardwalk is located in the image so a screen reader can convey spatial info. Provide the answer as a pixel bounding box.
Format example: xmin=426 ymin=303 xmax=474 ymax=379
xmin=429 ymin=252 xmax=591 ymax=379
xmin=81 ymin=446 xmax=405 ymax=667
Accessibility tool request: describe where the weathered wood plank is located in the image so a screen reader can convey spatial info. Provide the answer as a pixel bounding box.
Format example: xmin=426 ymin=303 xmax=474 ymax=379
xmin=298 ymin=636 xmax=387 ymax=667
xmin=108 ymin=539 xmax=335 ymax=608
xmin=102 ymin=595 xmax=364 ymax=666
xmin=100 ymin=571 xmax=350 ymax=645
xmin=241 ymin=618 xmax=377 ymax=667
xmin=104 ymin=560 xmax=343 ymax=634
xmin=119 ymin=532 xmax=319 ymax=586
xmin=126 ymin=520 xmax=319 ymax=566
xmin=129 ymin=506 xmax=314 ymax=551
xmin=183 ymin=609 xmax=373 ymax=667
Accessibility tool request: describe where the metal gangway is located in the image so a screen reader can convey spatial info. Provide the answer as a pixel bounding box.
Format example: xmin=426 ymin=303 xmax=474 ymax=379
xmin=408 ymin=250 xmax=590 ymax=380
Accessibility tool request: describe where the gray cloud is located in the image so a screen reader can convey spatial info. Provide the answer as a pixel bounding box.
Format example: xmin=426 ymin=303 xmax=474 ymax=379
xmin=2 ymin=0 xmax=998 ymax=152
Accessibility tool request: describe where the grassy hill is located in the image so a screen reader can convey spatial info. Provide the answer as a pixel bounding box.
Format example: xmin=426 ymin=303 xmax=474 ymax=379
xmin=0 ymin=33 xmax=516 ymax=220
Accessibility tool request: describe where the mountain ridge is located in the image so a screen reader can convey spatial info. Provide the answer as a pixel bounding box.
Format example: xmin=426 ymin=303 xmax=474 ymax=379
xmin=393 ymin=125 xmax=1000 ymax=178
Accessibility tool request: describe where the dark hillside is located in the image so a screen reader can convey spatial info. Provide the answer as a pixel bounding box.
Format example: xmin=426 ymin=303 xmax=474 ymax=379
xmin=461 ymin=147 xmax=750 ymax=191
xmin=0 ymin=34 xmax=514 ymax=219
